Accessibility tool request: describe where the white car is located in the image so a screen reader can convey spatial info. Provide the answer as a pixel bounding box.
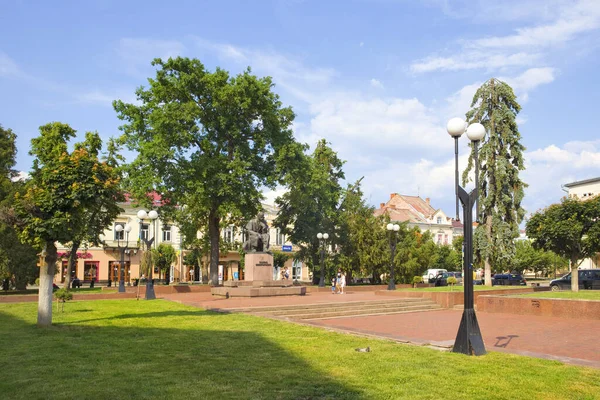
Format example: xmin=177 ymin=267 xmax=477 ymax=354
xmin=422 ymin=268 xmax=448 ymax=283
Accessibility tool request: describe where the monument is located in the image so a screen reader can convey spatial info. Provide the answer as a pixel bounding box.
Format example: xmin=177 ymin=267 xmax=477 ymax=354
xmin=211 ymin=211 xmax=306 ymax=298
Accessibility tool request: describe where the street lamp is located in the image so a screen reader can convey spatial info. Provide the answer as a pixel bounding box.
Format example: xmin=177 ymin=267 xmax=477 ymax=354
xmin=137 ymin=209 xmax=159 ymax=300
xmin=115 ymin=223 xmax=132 ymax=293
xmin=386 ymin=223 xmax=400 ymax=290
xmin=317 ymin=232 xmax=329 ymax=287
xmin=446 ymin=118 xmax=487 ymax=356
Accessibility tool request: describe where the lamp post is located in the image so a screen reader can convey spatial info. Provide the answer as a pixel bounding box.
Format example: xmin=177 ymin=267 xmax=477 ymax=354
xmin=317 ymin=232 xmax=329 ymax=287
xmin=115 ymin=223 xmax=132 ymax=293
xmin=138 ymin=209 xmax=159 ymax=300
xmin=446 ymin=118 xmax=486 ymax=356
xmin=386 ymin=223 xmax=400 ymax=290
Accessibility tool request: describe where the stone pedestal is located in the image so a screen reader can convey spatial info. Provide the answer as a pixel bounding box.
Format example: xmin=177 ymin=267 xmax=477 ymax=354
xmin=211 ymin=252 xmax=305 ymax=298
xmin=244 ymin=253 xmax=274 ymax=282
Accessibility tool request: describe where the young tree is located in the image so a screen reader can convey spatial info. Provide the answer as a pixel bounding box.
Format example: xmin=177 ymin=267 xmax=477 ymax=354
xmin=114 ymin=57 xmax=297 ymax=286
xmin=463 ymin=78 xmax=527 ymax=286
xmin=152 ymin=243 xmax=177 ymax=283
xmin=526 ymin=196 xmax=600 ymax=291
xmin=274 ymin=139 xmax=345 ymax=285
xmin=14 ymin=123 xmax=122 ymax=326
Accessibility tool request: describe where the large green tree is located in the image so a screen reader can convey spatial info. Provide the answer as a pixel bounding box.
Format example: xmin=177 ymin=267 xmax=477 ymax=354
xmin=13 ymin=122 xmax=123 ymax=326
xmin=513 ymin=240 xmax=567 ymax=278
xmin=526 ymin=196 xmax=600 ymax=291
xmin=274 ymin=139 xmax=345 ymax=286
xmin=0 ymin=125 xmax=39 ymax=290
xmin=463 ymin=78 xmax=527 ymax=286
xmin=153 ymin=243 xmax=177 ymax=283
xmin=114 ymin=57 xmax=296 ymax=286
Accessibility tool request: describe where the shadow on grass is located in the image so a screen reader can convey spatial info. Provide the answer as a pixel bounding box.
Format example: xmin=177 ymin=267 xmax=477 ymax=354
xmin=0 ymin=310 xmax=362 ymax=400
xmin=61 ymin=309 xmax=225 ymax=324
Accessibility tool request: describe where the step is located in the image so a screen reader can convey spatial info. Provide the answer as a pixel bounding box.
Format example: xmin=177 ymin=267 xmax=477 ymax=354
xmin=290 ymin=305 xmax=442 ymax=320
xmin=252 ymin=301 xmax=438 ymax=317
xmin=224 ymin=299 xmax=428 ymax=313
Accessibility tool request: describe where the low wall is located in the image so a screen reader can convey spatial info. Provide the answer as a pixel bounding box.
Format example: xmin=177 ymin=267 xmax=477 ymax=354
xmin=134 ymin=285 xmax=212 ymax=295
xmin=0 ymin=293 xmax=137 ymax=303
xmin=376 ymin=287 xmax=550 ymax=308
xmin=305 ymin=285 xmax=389 ymax=293
xmin=477 ymin=295 xmax=600 ymax=320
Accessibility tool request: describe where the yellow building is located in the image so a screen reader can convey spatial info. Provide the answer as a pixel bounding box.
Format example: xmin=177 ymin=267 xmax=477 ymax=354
xmin=55 ymin=200 xmax=306 ymax=286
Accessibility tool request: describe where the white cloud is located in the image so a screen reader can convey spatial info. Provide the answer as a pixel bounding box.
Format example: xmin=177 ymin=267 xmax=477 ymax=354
xmin=74 ymin=89 xmax=138 ymax=107
xmin=370 ymin=78 xmax=384 ymax=89
xmin=411 ymin=0 xmax=600 ymax=74
xmin=359 ymin=42 xmax=364 ymax=47
xmin=261 ymin=186 xmax=288 ymax=206
xmin=0 ymin=52 xmax=19 ymax=76
xmin=117 ymin=38 xmax=186 ymax=76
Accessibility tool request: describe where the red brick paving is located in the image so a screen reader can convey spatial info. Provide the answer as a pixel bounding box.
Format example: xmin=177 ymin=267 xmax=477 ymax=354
xmin=163 ymin=291 xmax=600 ymax=368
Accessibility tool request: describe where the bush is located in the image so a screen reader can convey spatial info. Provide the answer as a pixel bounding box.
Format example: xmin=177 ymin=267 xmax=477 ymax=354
xmin=54 ymin=288 xmax=73 ymax=312
xmin=35 ymin=278 xmax=40 ymax=286
xmin=447 ymin=276 xmax=458 ymax=291
xmin=412 ymin=276 xmax=423 ymax=284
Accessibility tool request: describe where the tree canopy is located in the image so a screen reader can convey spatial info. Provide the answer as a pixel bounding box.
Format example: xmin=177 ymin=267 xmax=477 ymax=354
xmin=463 ymin=78 xmax=527 ymax=285
xmin=114 ymin=57 xmax=297 ymax=285
xmin=526 ymin=195 xmax=600 ymax=291
xmin=14 ymin=122 xmax=122 ymax=325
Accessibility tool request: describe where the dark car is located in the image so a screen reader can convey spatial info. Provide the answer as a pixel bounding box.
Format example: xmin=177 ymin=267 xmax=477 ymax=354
xmin=432 ymin=272 xmax=462 ymax=287
xmin=491 ymin=273 xmax=526 ymax=286
xmin=550 ymin=269 xmax=600 ymax=291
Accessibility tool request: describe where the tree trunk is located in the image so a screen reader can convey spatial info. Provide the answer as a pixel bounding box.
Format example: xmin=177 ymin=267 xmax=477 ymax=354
xmin=38 ymin=241 xmax=57 ymax=327
xmin=484 ymin=215 xmax=493 ymax=287
xmin=208 ymin=208 xmax=220 ymax=286
xmin=571 ymin=256 xmax=579 ymax=292
xmin=65 ymin=241 xmax=80 ymax=291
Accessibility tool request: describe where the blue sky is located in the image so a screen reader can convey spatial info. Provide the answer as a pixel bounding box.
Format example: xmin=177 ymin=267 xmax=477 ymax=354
xmin=1 ymin=0 xmax=599 ymax=218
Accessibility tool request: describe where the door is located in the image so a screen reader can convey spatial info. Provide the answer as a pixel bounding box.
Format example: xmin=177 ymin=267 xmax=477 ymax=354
xmin=109 ymin=261 xmax=130 ymax=284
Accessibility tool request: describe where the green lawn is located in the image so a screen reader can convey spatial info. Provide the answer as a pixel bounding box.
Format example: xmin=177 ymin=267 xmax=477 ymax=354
xmin=399 ymin=285 xmax=529 ymax=292
xmin=517 ymin=291 xmax=600 ymax=300
xmin=0 ymin=287 xmax=104 ymax=296
xmin=1 ymin=301 xmax=599 ymax=400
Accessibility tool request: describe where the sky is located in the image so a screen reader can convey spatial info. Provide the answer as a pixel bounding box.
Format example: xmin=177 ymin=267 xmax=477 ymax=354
xmin=1 ymin=0 xmax=599 ymax=220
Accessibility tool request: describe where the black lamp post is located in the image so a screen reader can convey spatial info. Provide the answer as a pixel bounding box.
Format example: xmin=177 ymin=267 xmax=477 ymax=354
xmin=317 ymin=232 xmax=329 ymax=287
xmin=115 ymin=223 xmax=132 ymax=293
xmin=446 ymin=118 xmax=487 ymax=356
xmin=137 ymin=209 xmax=159 ymax=300
xmin=386 ymin=223 xmax=400 ymax=290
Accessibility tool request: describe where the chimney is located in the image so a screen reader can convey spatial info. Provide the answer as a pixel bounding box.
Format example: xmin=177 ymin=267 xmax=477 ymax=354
xmin=390 ymin=193 xmax=396 ymax=200
xmin=380 ymin=203 xmax=385 ymax=209
xmin=425 ymin=197 xmax=430 ymax=205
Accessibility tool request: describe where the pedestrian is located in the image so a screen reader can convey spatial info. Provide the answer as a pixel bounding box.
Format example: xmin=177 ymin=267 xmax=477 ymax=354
xmin=284 ymin=266 xmax=290 ymax=280
xmin=337 ymin=269 xmax=346 ymax=294
xmin=331 ymin=276 xmax=336 ymax=294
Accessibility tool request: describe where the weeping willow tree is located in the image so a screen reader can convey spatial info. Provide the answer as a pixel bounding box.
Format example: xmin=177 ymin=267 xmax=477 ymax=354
xmin=462 ymin=78 xmax=527 ymax=286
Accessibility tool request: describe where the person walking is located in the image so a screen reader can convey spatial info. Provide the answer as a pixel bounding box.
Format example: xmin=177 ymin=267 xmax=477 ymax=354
xmin=337 ymin=269 xmax=346 ymax=294
xmin=331 ymin=276 xmax=336 ymax=294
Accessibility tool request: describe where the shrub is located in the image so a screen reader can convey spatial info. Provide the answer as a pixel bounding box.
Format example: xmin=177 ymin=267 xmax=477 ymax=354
xmin=54 ymin=288 xmax=73 ymax=312
xmin=447 ymin=276 xmax=458 ymax=291
xmin=412 ymin=276 xmax=423 ymax=284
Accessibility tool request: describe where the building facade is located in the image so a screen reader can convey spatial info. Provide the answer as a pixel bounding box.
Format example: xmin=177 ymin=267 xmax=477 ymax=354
xmin=374 ymin=193 xmax=463 ymax=244
xmin=55 ymin=201 xmax=306 ymax=286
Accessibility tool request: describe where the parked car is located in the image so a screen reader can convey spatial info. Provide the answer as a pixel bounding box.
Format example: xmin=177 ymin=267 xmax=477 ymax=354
xmin=432 ymin=272 xmax=462 ymax=287
xmin=422 ymin=268 xmax=447 ymax=283
xmin=549 ymin=269 xmax=600 ymax=291
xmin=491 ymin=273 xmax=526 ymax=286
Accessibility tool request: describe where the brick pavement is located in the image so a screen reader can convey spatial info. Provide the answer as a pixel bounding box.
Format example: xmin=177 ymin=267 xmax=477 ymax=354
xmin=163 ymin=291 xmax=600 ymax=369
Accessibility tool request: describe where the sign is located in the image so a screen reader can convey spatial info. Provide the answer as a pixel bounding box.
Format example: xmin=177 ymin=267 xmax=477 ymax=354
xmin=282 ymin=245 xmax=293 ymax=252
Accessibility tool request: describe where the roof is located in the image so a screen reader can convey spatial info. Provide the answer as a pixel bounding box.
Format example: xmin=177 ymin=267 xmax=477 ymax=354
xmin=376 ymin=193 xmax=455 ymax=225
xmin=563 ymin=176 xmax=600 ymax=188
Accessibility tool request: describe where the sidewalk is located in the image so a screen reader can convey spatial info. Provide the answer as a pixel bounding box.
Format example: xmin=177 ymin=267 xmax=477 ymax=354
xmin=164 ymin=291 xmax=600 ymax=369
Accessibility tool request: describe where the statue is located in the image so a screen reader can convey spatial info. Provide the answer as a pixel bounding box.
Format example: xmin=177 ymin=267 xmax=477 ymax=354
xmin=243 ymin=212 xmax=270 ymax=252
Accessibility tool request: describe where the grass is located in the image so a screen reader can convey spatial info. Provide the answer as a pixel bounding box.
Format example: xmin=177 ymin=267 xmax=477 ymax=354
xmin=0 ymin=287 xmax=104 ymax=296
xmin=1 ymin=301 xmax=599 ymax=400
xmin=399 ymin=285 xmax=529 ymax=292
xmin=517 ymin=291 xmax=600 ymax=300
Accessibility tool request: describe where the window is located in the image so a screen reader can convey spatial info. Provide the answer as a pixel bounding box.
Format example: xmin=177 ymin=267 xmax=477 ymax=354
xmin=275 ymin=229 xmax=285 ymax=245
xmin=437 ymin=234 xmax=442 ymax=244
xmin=162 ymin=225 xmax=172 ymax=242
xmin=223 ymin=227 xmax=233 ymax=243
xmin=140 ymin=224 xmax=149 ymax=241
xmin=444 ymin=234 xmax=448 ymax=245
xmin=84 ymin=261 xmax=99 ymax=282
xmin=436 ymin=217 xmax=442 ymax=224
xmin=114 ymin=223 xmax=124 ymax=240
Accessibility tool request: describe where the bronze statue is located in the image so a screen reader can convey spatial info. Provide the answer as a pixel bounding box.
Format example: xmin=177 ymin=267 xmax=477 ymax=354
xmin=243 ymin=212 xmax=270 ymax=252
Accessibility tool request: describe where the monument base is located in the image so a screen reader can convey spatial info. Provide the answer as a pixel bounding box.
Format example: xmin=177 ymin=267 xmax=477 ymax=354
xmin=211 ymin=252 xmax=304 ymax=297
